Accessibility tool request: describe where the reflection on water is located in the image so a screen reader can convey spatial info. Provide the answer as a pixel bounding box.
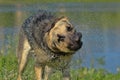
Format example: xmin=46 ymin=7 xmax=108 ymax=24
xmin=0 ymin=3 xmax=120 ymax=73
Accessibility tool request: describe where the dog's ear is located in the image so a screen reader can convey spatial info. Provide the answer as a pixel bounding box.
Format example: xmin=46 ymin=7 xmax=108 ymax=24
xmin=45 ymin=16 xmax=67 ymax=33
xmin=51 ymin=16 xmax=67 ymax=27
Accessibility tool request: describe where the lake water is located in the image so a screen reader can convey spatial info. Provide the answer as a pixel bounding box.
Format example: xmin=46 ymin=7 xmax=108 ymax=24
xmin=0 ymin=3 xmax=120 ymax=73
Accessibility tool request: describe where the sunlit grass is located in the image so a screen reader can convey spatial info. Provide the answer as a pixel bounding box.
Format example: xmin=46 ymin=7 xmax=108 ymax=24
xmin=0 ymin=51 xmax=120 ymax=80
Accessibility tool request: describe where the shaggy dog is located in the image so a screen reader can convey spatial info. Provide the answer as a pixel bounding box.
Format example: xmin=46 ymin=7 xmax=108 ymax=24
xmin=17 ymin=10 xmax=82 ymax=80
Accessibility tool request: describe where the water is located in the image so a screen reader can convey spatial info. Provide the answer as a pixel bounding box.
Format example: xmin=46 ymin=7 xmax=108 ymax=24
xmin=0 ymin=3 xmax=120 ymax=73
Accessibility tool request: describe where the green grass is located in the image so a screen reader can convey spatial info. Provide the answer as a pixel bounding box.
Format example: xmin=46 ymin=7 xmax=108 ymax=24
xmin=0 ymin=52 xmax=120 ymax=80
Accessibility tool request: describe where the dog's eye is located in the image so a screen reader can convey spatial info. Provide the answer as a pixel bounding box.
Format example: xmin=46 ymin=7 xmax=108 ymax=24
xmin=57 ymin=34 xmax=65 ymax=42
xmin=66 ymin=26 xmax=72 ymax=31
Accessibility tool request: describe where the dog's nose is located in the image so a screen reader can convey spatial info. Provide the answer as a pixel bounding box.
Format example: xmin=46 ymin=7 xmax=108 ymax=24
xmin=74 ymin=32 xmax=82 ymax=42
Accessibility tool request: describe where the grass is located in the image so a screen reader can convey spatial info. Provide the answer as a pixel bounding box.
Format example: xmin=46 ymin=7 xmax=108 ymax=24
xmin=0 ymin=52 xmax=120 ymax=80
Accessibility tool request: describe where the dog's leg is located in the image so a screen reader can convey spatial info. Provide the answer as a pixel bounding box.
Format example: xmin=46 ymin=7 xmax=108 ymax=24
xmin=44 ymin=66 xmax=51 ymax=80
xmin=17 ymin=39 xmax=31 ymax=80
xmin=34 ymin=64 xmax=44 ymax=80
xmin=62 ymin=68 xmax=71 ymax=80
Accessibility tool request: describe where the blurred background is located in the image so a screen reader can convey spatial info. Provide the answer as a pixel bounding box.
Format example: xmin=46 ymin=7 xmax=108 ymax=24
xmin=0 ymin=0 xmax=120 ymax=76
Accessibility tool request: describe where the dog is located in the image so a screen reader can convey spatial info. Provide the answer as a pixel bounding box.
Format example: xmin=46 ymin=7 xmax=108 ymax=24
xmin=17 ymin=10 xmax=82 ymax=80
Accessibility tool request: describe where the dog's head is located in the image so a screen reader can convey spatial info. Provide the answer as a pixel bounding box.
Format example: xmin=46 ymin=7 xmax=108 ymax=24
xmin=45 ymin=17 xmax=82 ymax=54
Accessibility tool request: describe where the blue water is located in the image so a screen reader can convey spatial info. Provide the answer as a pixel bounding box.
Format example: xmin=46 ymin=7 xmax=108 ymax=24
xmin=75 ymin=26 xmax=120 ymax=73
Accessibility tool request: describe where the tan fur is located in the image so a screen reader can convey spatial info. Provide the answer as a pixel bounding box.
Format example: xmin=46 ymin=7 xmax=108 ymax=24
xmin=45 ymin=18 xmax=75 ymax=53
xmin=17 ymin=10 xmax=82 ymax=80
xmin=34 ymin=66 xmax=43 ymax=80
xmin=17 ymin=37 xmax=31 ymax=80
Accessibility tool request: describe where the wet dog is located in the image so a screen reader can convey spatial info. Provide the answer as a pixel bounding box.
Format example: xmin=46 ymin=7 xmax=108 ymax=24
xmin=17 ymin=10 xmax=82 ymax=80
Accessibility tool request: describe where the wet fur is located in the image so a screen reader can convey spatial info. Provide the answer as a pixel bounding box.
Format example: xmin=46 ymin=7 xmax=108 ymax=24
xmin=17 ymin=10 xmax=81 ymax=80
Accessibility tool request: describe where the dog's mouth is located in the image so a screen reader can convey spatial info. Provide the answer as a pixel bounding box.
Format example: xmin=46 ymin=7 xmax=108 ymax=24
xmin=67 ymin=40 xmax=83 ymax=51
xmin=67 ymin=32 xmax=83 ymax=51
